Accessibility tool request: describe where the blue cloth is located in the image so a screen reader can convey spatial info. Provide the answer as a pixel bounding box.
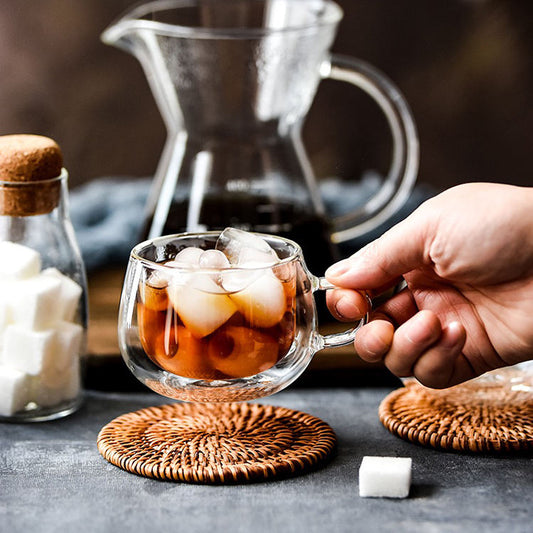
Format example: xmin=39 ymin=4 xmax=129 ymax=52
xmin=69 ymin=176 xmax=435 ymax=271
xmin=69 ymin=178 xmax=151 ymax=270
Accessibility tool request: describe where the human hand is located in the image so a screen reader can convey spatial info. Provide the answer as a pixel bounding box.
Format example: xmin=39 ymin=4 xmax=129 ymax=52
xmin=325 ymin=183 xmax=533 ymax=388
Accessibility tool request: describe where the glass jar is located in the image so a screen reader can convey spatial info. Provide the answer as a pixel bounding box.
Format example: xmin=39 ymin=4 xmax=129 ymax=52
xmin=0 ymin=168 xmax=88 ymax=421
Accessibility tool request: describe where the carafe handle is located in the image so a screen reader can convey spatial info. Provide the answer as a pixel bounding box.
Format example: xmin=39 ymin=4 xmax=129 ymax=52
xmin=320 ymin=55 xmax=419 ymax=243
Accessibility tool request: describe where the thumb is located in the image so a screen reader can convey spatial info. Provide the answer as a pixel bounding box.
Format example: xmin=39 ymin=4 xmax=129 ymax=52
xmin=325 ymin=214 xmax=431 ymax=290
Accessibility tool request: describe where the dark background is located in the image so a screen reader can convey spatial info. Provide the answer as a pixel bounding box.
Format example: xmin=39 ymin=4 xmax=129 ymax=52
xmin=0 ymin=0 xmax=531 ymax=191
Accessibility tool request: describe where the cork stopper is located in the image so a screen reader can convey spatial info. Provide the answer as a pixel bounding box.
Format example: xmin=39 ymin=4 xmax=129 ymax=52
xmin=0 ymin=134 xmax=64 ymax=216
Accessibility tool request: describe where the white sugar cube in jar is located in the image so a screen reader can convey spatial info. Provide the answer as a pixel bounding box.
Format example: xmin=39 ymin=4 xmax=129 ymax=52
xmin=0 ymin=134 xmax=88 ymax=422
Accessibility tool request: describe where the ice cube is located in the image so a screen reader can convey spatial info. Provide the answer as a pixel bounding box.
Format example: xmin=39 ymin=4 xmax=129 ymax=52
xmin=159 ymin=326 xmax=216 ymax=379
xmin=140 ymin=275 xmax=170 ymax=311
xmin=7 ymin=274 xmax=63 ymax=330
xmin=220 ymin=248 xmax=282 ymax=293
xmin=169 ymin=247 xmax=204 ymax=267
xmin=193 ymin=249 xmax=232 ymax=294
xmin=191 ymin=272 xmax=228 ymax=294
xmin=216 ymin=228 xmax=279 ymax=266
xmin=1 ymin=325 xmax=56 ymax=376
xmin=215 ymin=228 xmax=281 ymax=292
xmin=41 ymin=268 xmax=83 ymax=322
xmin=359 ymin=456 xmax=412 ymax=498
xmin=198 ymin=249 xmax=230 ymax=269
xmin=229 ymin=272 xmax=285 ymax=328
xmin=237 ymin=247 xmax=279 ymax=267
xmin=168 ymin=283 xmax=237 ymax=338
xmin=166 ymin=248 xmax=229 ymax=294
xmin=0 ymin=241 xmax=41 ymax=280
xmin=0 ymin=365 xmax=31 ymax=416
xmin=208 ymin=325 xmax=279 ymax=378
xmin=150 ymin=248 xmax=204 ymax=287
xmin=219 ymin=269 xmax=260 ymax=293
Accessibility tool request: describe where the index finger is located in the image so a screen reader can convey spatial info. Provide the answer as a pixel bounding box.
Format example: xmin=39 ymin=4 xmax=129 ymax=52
xmin=325 ymin=213 xmax=433 ymax=289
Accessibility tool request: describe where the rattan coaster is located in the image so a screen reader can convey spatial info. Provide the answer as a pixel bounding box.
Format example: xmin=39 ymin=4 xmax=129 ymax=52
xmin=379 ymin=377 xmax=533 ymax=454
xmin=97 ymin=402 xmax=337 ymax=483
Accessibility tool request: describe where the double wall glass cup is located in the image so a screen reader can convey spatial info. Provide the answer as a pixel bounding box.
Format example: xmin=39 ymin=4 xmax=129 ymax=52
xmin=118 ymin=230 xmax=367 ymax=402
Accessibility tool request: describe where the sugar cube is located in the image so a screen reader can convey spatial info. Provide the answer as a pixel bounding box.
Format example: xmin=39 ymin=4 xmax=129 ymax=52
xmin=55 ymin=320 xmax=83 ymax=364
xmin=31 ymin=377 xmax=63 ymax=408
xmin=1 ymin=325 xmax=56 ymax=376
xmin=0 ymin=299 xmax=9 ymax=336
xmin=60 ymin=357 xmax=81 ymax=400
xmin=41 ymin=321 xmax=83 ymax=386
xmin=0 ymin=242 xmax=83 ymax=416
xmin=8 ymin=274 xmax=63 ymax=330
xmin=32 ymin=358 xmax=81 ymax=407
xmin=0 ymin=241 xmax=41 ymax=280
xmin=359 ymin=456 xmax=412 ymax=498
xmin=0 ymin=365 xmax=31 ymax=416
xmin=42 ymin=268 xmax=83 ymax=322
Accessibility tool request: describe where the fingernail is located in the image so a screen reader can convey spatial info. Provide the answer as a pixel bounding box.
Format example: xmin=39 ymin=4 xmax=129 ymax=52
xmin=334 ymin=297 xmax=362 ymax=319
xmin=405 ymin=321 xmax=436 ymax=345
xmin=362 ymin=334 xmax=389 ymax=358
xmin=326 ymin=260 xmax=349 ymax=277
xmin=441 ymin=321 xmax=464 ymax=347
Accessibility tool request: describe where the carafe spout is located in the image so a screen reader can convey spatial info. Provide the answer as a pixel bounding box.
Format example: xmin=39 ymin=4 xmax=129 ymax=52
xmin=101 ymin=3 xmax=151 ymax=54
xmin=101 ymin=19 xmax=139 ymax=54
xmin=101 ymin=10 xmax=183 ymax=133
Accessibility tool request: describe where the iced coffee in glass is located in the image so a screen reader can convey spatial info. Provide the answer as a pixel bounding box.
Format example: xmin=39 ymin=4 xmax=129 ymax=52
xmin=119 ymin=228 xmax=367 ymax=402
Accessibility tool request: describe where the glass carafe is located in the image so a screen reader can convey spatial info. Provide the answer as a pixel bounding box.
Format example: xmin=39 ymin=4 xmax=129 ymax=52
xmin=102 ymin=0 xmax=419 ymax=274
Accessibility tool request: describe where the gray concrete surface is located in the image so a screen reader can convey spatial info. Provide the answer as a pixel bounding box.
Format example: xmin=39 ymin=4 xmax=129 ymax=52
xmin=1 ymin=388 xmax=531 ymax=533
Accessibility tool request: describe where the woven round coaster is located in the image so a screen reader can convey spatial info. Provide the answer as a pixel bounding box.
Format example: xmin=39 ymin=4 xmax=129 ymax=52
xmin=379 ymin=378 xmax=533 ymax=454
xmin=97 ymin=402 xmax=337 ymax=483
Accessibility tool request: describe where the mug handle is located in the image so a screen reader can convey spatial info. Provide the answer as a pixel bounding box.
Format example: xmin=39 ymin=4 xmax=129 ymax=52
xmin=313 ymin=277 xmax=371 ymax=349
xmin=320 ymin=55 xmax=419 ymax=243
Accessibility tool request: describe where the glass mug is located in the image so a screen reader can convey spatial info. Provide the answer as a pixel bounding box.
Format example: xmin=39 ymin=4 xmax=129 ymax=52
xmin=118 ymin=230 xmax=368 ymax=402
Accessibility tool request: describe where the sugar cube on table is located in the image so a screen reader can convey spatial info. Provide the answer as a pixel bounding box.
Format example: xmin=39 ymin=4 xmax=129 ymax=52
xmin=8 ymin=274 xmax=63 ymax=330
xmin=359 ymin=456 xmax=412 ymax=498
xmin=0 ymin=241 xmax=41 ymax=280
xmin=1 ymin=325 xmax=56 ymax=376
xmin=0 ymin=365 xmax=31 ymax=416
xmin=42 ymin=268 xmax=83 ymax=322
